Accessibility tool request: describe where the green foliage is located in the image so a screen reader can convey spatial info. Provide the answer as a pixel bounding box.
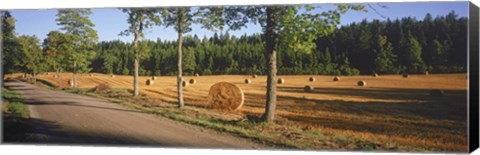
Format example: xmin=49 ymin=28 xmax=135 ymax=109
xmin=374 ymin=35 xmax=397 ymax=74
xmin=317 ymin=11 xmax=467 ymax=74
xmin=56 ymin=9 xmax=98 ymax=74
xmin=2 ymin=11 xmax=21 ymax=76
xmin=16 ymin=35 xmax=44 ymax=74
xmin=404 ymin=32 xmax=426 ymax=73
xmin=43 ymin=30 xmax=76 ymax=71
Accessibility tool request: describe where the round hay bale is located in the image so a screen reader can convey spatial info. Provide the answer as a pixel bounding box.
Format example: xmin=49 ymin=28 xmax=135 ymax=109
xmin=53 ymin=74 xmax=57 ymax=78
xmin=252 ymin=74 xmax=257 ymax=78
xmin=46 ymin=72 xmax=50 ymax=75
xmin=402 ymin=73 xmax=409 ymax=78
xmin=182 ymin=81 xmax=189 ymax=87
xmin=94 ymin=83 xmax=111 ymax=93
xmin=207 ymin=82 xmax=244 ymax=111
xmin=357 ymin=80 xmax=366 ymax=86
xmin=146 ymin=79 xmax=154 ymax=86
xmin=195 ymin=73 xmax=200 ymax=77
xmin=309 ymin=77 xmax=316 ymax=82
xmin=89 ymin=73 xmax=93 ymax=77
xmin=333 ymin=76 xmax=340 ymax=82
xmin=430 ymin=89 xmax=444 ymax=96
xmin=244 ymin=79 xmax=251 ymax=84
xmin=111 ymin=74 xmax=115 ymax=78
xmin=68 ymin=80 xmax=74 ymax=87
xmin=304 ymin=85 xmax=314 ymax=92
xmin=152 ymin=76 xmax=157 ymax=80
xmin=277 ymin=78 xmax=285 ymax=84
xmin=189 ymin=79 xmax=196 ymax=84
xmin=425 ymin=71 xmax=429 ymax=75
xmin=372 ymin=73 xmax=378 ymax=77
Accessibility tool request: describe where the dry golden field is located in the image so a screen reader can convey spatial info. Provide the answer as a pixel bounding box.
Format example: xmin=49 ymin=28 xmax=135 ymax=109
xmin=7 ymin=73 xmax=468 ymax=151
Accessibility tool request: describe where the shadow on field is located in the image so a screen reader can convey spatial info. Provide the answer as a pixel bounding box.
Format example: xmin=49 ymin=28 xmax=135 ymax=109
xmin=242 ymin=86 xmax=467 ymax=121
xmin=277 ymin=86 xmax=467 ymax=101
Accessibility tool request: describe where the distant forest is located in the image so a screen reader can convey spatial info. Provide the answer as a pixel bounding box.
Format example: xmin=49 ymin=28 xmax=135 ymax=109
xmin=92 ymin=11 xmax=467 ymax=76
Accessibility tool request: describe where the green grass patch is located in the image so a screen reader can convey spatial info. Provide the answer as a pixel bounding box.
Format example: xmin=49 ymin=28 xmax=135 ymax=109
xmin=2 ymin=88 xmax=29 ymax=118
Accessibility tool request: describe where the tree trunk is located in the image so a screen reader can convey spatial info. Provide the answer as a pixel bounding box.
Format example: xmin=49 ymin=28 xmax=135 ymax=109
xmin=73 ymin=61 xmax=77 ymax=88
xmin=177 ymin=8 xmax=185 ymax=108
xmin=262 ymin=7 xmax=277 ymax=123
xmin=133 ymin=33 xmax=140 ymax=97
xmin=33 ymin=70 xmax=36 ymax=85
xmin=177 ymin=28 xmax=184 ymax=108
xmin=57 ymin=68 xmax=62 ymax=89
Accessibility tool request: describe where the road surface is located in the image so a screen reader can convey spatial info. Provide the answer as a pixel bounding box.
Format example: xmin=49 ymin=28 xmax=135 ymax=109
xmin=3 ymin=80 xmax=267 ymax=149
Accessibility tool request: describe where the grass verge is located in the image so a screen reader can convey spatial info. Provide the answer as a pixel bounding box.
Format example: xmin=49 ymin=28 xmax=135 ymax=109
xmin=2 ymin=88 xmax=29 ymax=118
xmin=2 ymin=87 xmax=33 ymax=142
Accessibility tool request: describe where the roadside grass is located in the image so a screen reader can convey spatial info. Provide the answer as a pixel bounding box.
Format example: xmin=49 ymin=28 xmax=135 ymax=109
xmin=61 ymin=87 xmax=432 ymax=151
xmin=2 ymin=87 xmax=33 ymax=142
xmin=2 ymin=88 xmax=29 ymax=118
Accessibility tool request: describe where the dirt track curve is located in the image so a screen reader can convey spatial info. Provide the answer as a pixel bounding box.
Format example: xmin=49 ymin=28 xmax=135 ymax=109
xmin=3 ymin=80 xmax=267 ymax=149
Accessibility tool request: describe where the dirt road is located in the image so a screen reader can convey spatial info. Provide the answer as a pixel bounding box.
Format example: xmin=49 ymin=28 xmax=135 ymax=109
xmin=3 ymin=80 xmax=266 ymax=149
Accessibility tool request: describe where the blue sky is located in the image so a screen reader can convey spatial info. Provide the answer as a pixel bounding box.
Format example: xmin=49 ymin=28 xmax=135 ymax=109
xmin=9 ymin=1 xmax=469 ymax=42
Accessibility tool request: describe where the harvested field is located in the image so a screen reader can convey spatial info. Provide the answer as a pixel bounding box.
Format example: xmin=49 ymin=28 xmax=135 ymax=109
xmin=11 ymin=73 xmax=468 ymax=151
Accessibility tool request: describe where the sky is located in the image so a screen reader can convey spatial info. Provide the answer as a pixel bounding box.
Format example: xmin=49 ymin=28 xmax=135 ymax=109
xmin=8 ymin=1 xmax=469 ymax=43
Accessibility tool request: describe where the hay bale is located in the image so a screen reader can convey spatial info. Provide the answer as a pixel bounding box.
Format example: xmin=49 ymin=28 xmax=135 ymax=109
xmin=207 ymin=82 xmax=244 ymax=111
xmin=425 ymin=71 xmax=429 ymax=75
xmin=357 ymin=80 xmax=366 ymax=86
xmin=309 ymin=77 xmax=316 ymax=82
xmin=333 ymin=76 xmax=340 ymax=82
xmin=46 ymin=72 xmax=50 ymax=75
xmin=252 ymin=74 xmax=257 ymax=78
xmin=89 ymin=73 xmax=93 ymax=77
xmin=182 ymin=81 xmax=189 ymax=87
xmin=304 ymin=85 xmax=314 ymax=92
xmin=111 ymin=74 xmax=115 ymax=78
xmin=189 ymin=79 xmax=196 ymax=84
xmin=93 ymin=83 xmax=112 ymax=93
xmin=430 ymin=89 xmax=444 ymax=96
xmin=152 ymin=76 xmax=157 ymax=80
xmin=402 ymin=73 xmax=409 ymax=78
xmin=277 ymin=78 xmax=285 ymax=84
xmin=53 ymin=74 xmax=57 ymax=78
xmin=146 ymin=79 xmax=154 ymax=86
xmin=68 ymin=80 xmax=74 ymax=87
xmin=244 ymin=79 xmax=251 ymax=84
xmin=195 ymin=73 xmax=200 ymax=77
xmin=372 ymin=73 xmax=378 ymax=77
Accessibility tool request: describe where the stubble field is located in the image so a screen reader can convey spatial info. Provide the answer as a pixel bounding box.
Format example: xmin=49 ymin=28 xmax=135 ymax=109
xmin=9 ymin=73 xmax=468 ymax=151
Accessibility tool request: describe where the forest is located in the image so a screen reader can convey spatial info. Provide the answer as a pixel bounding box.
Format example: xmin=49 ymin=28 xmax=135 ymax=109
xmin=2 ymin=10 xmax=467 ymax=77
xmin=92 ymin=11 xmax=467 ymax=76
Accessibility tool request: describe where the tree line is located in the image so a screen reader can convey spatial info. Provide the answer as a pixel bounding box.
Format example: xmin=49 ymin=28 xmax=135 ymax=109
xmin=1 ymin=6 xmax=467 ymax=123
xmin=92 ymin=11 xmax=467 ymax=76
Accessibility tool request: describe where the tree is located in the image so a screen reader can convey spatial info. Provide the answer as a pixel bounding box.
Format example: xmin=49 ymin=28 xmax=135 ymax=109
xmin=374 ymin=35 xmax=397 ymax=74
xmin=43 ymin=31 xmax=76 ymax=88
xmin=404 ymin=32 xmax=425 ymax=73
xmin=1 ymin=11 xmax=19 ymax=80
xmin=121 ymin=8 xmax=161 ymax=97
xmin=56 ymin=9 xmax=98 ymax=88
xmin=223 ymin=5 xmax=366 ymax=123
xmin=160 ymin=7 xmax=224 ymax=108
xmin=16 ymin=35 xmax=44 ymax=84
